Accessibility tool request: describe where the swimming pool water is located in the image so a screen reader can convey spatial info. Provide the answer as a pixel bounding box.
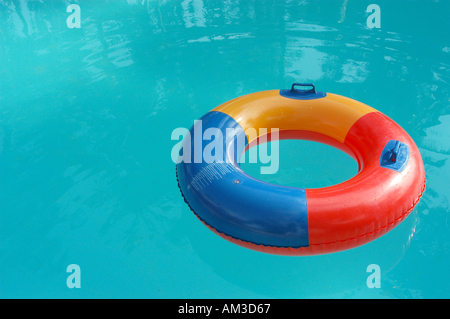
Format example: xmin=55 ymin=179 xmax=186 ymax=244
xmin=0 ymin=0 xmax=449 ymax=298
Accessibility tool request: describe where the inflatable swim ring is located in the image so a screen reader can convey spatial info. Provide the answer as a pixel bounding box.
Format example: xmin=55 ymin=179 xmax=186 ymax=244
xmin=176 ymin=83 xmax=426 ymax=256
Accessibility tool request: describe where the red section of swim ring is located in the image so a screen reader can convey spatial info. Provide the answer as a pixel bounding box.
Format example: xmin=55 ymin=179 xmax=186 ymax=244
xmin=305 ymin=111 xmax=425 ymax=249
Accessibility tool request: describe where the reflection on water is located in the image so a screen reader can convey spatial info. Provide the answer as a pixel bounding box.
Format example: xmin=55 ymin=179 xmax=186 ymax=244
xmin=0 ymin=0 xmax=449 ymax=298
xmin=2 ymin=0 xmax=443 ymax=104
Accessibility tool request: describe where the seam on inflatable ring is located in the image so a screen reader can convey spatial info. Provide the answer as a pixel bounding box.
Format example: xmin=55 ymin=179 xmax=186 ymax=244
xmin=177 ymin=166 xmax=426 ymax=249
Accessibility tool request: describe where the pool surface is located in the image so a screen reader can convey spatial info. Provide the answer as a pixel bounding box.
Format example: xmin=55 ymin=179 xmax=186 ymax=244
xmin=1 ymin=0 xmax=449 ymax=298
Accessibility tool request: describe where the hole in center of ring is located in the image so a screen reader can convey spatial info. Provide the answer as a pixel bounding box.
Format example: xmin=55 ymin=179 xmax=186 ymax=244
xmin=238 ymin=139 xmax=359 ymax=189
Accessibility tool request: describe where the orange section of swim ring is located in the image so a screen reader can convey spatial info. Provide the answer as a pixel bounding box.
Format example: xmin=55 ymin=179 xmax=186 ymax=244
xmin=212 ymin=90 xmax=377 ymax=144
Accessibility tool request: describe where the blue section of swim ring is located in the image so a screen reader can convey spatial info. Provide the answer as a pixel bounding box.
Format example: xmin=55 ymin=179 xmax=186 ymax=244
xmin=176 ymin=111 xmax=309 ymax=248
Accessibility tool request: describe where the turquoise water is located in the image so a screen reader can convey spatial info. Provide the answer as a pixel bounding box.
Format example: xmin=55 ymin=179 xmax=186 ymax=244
xmin=1 ymin=0 xmax=449 ymax=298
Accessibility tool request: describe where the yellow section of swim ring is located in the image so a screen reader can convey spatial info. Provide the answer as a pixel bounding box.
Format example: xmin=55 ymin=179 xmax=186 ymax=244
xmin=212 ymin=90 xmax=377 ymax=144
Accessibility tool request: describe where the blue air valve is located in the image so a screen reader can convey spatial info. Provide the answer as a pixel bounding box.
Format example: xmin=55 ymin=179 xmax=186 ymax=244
xmin=380 ymin=140 xmax=410 ymax=172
